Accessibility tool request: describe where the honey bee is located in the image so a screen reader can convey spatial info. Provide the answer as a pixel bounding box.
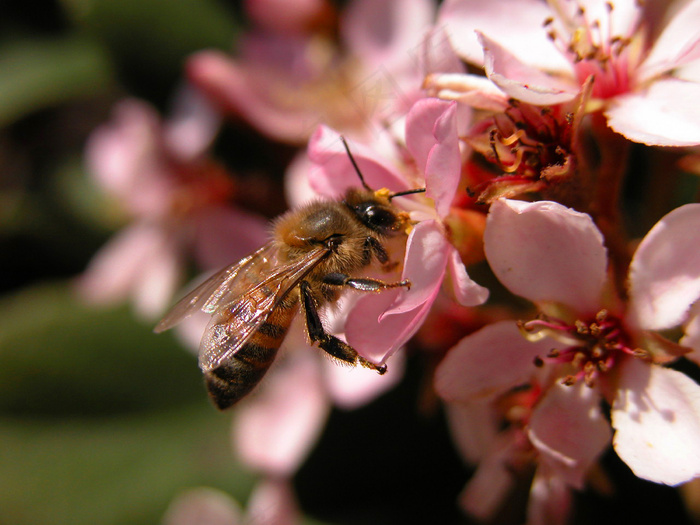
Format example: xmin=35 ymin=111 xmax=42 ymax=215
xmin=155 ymin=138 xmax=424 ymax=409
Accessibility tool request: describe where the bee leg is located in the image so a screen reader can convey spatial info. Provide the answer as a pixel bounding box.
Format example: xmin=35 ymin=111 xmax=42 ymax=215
xmin=364 ymin=237 xmax=400 ymax=272
xmin=364 ymin=236 xmax=389 ymax=264
xmin=300 ymin=281 xmax=387 ymax=375
xmin=322 ymin=272 xmax=411 ymax=292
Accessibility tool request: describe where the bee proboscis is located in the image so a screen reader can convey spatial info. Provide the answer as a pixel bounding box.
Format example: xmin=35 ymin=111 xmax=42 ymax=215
xmin=155 ymin=138 xmax=424 ymax=409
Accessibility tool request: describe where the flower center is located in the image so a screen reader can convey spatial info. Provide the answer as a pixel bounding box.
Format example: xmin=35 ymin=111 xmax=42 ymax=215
xmin=491 ymin=102 xmax=574 ymax=176
xmin=466 ymin=99 xmax=577 ymax=203
xmin=169 ymin=159 xmax=236 ymax=218
xmin=521 ymin=309 xmax=647 ymax=387
xmin=543 ymin=1 xmax=638 ymax=98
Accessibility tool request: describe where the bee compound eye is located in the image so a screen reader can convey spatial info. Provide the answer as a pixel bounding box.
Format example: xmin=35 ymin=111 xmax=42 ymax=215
xmin=356 ymin=203 xmax=396 ymax=232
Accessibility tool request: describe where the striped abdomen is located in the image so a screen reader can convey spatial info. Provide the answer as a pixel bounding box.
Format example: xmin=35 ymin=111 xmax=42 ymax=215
xmin=204 ymin=303 xmax=297 ymax=409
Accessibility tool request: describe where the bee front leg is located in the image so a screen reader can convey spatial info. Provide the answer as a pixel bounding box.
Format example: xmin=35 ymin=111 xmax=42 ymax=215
xmin=299 ymin=281 xmax=387 ymax=375
xmin=322 ymin=272 xmax=411 ymax=292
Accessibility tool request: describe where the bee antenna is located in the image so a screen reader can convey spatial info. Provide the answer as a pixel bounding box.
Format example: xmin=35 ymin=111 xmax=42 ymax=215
xmin=388 ymin=188 xmax=426 ymax=201
xmin=340 ymin=136 xmax=373 ymax=191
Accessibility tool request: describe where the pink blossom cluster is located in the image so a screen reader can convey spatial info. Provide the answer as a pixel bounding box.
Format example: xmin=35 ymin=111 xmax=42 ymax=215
xmin=78 ymin=0 xmax=700 ymax=523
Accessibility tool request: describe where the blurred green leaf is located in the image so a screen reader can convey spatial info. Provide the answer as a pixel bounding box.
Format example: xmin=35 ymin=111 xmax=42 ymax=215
xmin=0 ymin=35 xmax=113 ymax=127
xmin=0 ymin=404 xmax=256 ymax=525
xmin=0 ymin=280 xmax=203 ymax=415
xmin=62 ymin=0 xmax=239 ymax=82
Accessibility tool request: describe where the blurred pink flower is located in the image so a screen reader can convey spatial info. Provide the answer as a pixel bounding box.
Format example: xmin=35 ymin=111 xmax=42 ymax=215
xmin=231 ymin=315 xmax=405 ymax=477
xmin=437 ymin=199 xmax=700 ymax=488
xmin=76 ymin=95 xmax=268 ymax=318
xmin=243 ymin=0 xmax=332 ymax=35
xmin=437 ymin=0 xmax=700 ymax=145
xmin=162 ymin=480 xmax=299 ymax=525
xmin=682 ymin=304 xmax=700 ymax=364
xmin=187 ymin=0 xmax=446 ymax=144
xmin=306 ymin=98 xmax=488 ymax=366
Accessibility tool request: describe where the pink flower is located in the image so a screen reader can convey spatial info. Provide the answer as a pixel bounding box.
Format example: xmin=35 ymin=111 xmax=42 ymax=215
xmin=425 ymin=78 xmax=590 ymax=204
xmin=437 ymin=199 xmax=700 ymax=487
xmin=243 ymin=0 xmax=332 ymax=36
xmin=162 ymin=480 xmax=299 ymax=525
xmin=76 ymin=95 xmax=268 ymax=318
xmin=306 ymin=98 xmax=488 ymax=366
xmin=232 ymin=316 xmax=405 ymax=477
xmin=187 ymin=0 xmax=441 ymax=144
xmin=437 ymin=0 xmax=700 ymax=146
xmin=438 ymin=323 xmax=610 ymax=523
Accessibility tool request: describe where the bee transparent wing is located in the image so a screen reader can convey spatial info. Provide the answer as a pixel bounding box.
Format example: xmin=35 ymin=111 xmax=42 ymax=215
xmin=198 ymin=245 xmax=330 ymax=371
xmin=154 ymin=244 xmax=275 ymax=333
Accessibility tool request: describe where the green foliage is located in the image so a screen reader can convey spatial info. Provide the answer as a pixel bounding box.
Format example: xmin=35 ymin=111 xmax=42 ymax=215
xmin=0 ymin=407 xmax=253 ymax=525
xmin=61 ymin=0 xmax=239 ymax=92
xmin=0 ymin=281 xmax=202 ymax=414
xmin=0 ymin=282 xmax=257 ymax=524
xmin=0 ymin=36 xmax=113 ymax=127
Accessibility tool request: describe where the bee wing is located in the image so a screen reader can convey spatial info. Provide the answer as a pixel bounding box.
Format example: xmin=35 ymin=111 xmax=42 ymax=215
xmin=154 ymin=244 xmax=276 ymax=333
xmin=198 ymin=245 xmax=330 ymax=371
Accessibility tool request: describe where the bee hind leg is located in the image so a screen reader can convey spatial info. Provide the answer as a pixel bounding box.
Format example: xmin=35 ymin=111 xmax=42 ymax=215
xmin=300 ymin=281 xmax=387 ymax=375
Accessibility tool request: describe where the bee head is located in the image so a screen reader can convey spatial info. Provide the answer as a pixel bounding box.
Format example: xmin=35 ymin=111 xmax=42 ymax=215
xmin=339 ymin=135 xmax=424 ymax=236
xmin=343 ymin=189 xmax=403 ymax=235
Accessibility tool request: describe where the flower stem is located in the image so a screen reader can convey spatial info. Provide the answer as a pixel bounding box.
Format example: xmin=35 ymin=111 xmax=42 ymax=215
xmin=589 ymin=116 xmax=632 ymax=300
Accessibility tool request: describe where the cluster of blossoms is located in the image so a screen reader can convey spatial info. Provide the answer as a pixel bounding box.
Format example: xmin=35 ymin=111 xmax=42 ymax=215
xmin=79 ymin=0 xmax=700 ymax=523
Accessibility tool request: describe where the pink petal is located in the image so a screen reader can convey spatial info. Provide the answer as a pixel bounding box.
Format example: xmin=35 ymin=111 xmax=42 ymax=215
xmin=528 ymin=382 xmax=611 ymax=488
xmin=678 ymin=61 xmax=700 ymax=86
xmin=284 ymin=151 xmax=317 ymax=208
xmin=323 ymin=349 xmax=405 ymax=410
xmin=383 ymin=220 xmax=448 ymax=315
xmin=458 ymin=433 xmax=518 ymax=520
xmin=479 ymin=32 xmax=579 ymax=105
xmin=611 ymin=358 xmax=700 ymax=485
xmin=575 ymin=0 xmax=641 ymax=40
xmin=447 ymin=246 xmax=490 ymax=306
xmin=605 ymin=79 xmax=700 ymax=146
xmin=639 ymin=1 xmax=700 ymax=81
xmin=76 ymin=223 xmax=180 ymax=318
xmin=344 ymin=289 xmax=431 ymax=364
xmin=307 ymin=125 xmax=409 ymax=197
xmin=405 ymin=98 xmax=452 ymax=179
xmin=86 ymin=99 xmax=174 ymax=218
xmin=438 ymin=0 xmax=571 ymax=72
xmin=342 ymin=0 xmax=434 ymax=71
xmin=406 ymin=99 xmax=461 ymax=217
xmin=193 ymin=206 xmax=269 ymax=270
xmin=162 ymin=487 xmax=242 ymax=525
xmin=244 ymin=0 xmax=328 ymax=35
xmin=434 ymin=321 xmax=563 ymax=402
xmin=627 ymin=203 xmax=700 ymax=331
xmin=421 ymin=25 xmax=468 ymax=78
xmin=164 ymin=84 xmax=221 ymax=162
xmin=76 ymin=226 xmax=151 ymax=305
xmin=132 ymin=235 xmax=183 ymax=319
xmin=425 ymin=73 xmax=509 ymax=112
xmin=174 ymin=310 xmax=210 ymax=354
xmin=527 ymin=467 xmax=573 ymax=525
xmin=85 ymin=99 xmax=160 ymax=194
xmin=246 ymin=479 xmax=300 ymax=525
xmin=233 ymin=350 xmax=330 ymax=477
xmin=445 ymin=401 xmax=500 ymax=464
xmin=186 ymin=50 xmax=317 ymax=144
xmin=484 ymin=199 xmax=607 ymax=315
xmin=681 ymin=305 xmax=700 ymax=363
